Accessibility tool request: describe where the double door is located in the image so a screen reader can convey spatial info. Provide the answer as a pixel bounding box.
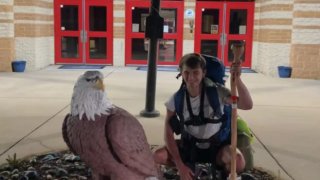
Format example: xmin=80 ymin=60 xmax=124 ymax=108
xmin=54 ymin=0 xmax=113 ymax=64
xmin=195 ymin=1 xmax=254 ymax=67
xmin=125 ymin=0 xmax=184 ymax=65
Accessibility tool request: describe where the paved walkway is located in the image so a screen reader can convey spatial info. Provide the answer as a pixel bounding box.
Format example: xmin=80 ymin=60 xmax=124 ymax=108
xmin=1 ymin=66 xmax=320 ymax=180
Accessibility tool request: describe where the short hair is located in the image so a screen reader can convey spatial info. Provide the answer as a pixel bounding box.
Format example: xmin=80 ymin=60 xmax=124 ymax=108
xmin=179 ymin=53 xmax=206 ymax=72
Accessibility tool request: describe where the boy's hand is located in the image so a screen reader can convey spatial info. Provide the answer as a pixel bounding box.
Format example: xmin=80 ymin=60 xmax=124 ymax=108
xmin=176 ymin=162 xmax=194 ymax=180
xmin=231 ymin=41 xmax=244 ymax=78
xmin=230 ymin=62 xmax=242 ymax=77
xmin=231 ymin=42 xmax=244 ymax=62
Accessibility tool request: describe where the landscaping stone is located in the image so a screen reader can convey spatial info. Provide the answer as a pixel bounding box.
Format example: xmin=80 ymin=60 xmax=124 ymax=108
xmin=0 ymin=150 xmax=275 ymax=180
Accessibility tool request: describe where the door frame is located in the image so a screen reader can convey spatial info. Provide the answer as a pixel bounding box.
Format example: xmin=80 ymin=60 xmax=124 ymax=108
xmin=54 ymin=0 xmax=83 ymax=64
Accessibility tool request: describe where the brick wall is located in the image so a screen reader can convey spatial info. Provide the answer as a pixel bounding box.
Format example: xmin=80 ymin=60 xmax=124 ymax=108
xmin=0 ymin=0 xmax=14 ymax=72
xmin=290 ymin=0 xmax=320 ymax=79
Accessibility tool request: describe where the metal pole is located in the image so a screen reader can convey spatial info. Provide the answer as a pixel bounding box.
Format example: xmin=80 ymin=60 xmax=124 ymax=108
xmin=140 ymin=0 xmax=163 ymax=117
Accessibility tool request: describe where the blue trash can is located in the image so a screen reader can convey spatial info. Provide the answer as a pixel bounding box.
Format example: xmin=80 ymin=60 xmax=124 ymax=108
xmin=278 ymin=66 xmax=292 ymax=78
xmin=12 ymin=60 xmax=26 ymax=72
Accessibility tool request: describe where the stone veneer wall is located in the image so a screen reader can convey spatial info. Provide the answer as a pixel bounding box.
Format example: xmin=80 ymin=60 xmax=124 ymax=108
xmin=183 ymin=0 xmax=195 ymax=55
xmin=0 ymin=0 xmax=14 ymax=72
xmin=253 ymin=0 xmax=320 ymax=79
xmin=252 ymin=0 xmax=293 ymax=77
xmin=14 ymin=0 xmax=54 ymax=71
xmin=291 ymin=0 xmax=320 ymax=79
xmin=113 ymin=0 xmax=125 ymax=66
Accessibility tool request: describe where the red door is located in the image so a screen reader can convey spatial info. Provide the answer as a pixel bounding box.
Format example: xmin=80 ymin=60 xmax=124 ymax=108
xmin=225 ymin=2 xmax=254 ymax=67
xmin=86 ymin=0 xmax=113 ymax=64
xmin=54 ymin=0 xmax=113 ymax=65
xmin=194 ymin=2 xmax=224 ymax=60
xmin=54 ymin=0 xmax=83 ymax=64
xmin=195 ymin=1 xmax=254 ymax=68
xmin=125 ymin=0 xmax=183 ymax=65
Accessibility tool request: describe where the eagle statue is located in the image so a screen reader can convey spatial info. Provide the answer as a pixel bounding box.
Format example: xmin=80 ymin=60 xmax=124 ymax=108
xmin=62 ymin=71 xmax=159 ymax=180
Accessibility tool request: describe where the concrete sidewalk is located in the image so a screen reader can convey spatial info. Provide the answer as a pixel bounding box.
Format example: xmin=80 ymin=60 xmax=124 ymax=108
xmin=1 ymin=66 xmax=319 ymax=180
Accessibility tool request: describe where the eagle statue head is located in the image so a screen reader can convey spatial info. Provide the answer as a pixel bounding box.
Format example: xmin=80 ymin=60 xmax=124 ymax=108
xmin=71 ymin=71 xmax=113 ymax=121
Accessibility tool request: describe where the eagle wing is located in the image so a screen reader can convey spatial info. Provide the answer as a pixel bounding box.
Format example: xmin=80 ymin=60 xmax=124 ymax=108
xmin=62 ymin=114 xmax=76 ymax=154
xmin=106 ymin=107 xmax=158 ymax=177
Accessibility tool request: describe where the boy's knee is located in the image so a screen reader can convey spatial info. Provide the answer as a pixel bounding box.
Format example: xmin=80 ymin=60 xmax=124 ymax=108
xmin=216 ymin=145 xmax=246 ymax=174
xmin=153 ymin=147 xmax=168 ymax=164
xmin=236 ymin=152 xmax=245 ymax=173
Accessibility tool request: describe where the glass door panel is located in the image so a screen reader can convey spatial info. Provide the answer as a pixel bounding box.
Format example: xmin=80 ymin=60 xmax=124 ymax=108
xmin=201 ymin=9 xmax=219 ymax=34
xmin=132 ymin=38 xmax=148 ymax=60
xmin=61 ymin=5 xmax=78 ymax=31
xmin=200 ymin=40 xmax=218 ymax=57
xmin=132 ymin=7 xmax=149 ymax=33
xmin=229 ymin=9 xmax=248 ymax=35
xmin=227 ymin=40 xmax=246 ymax=63
xmin=161 ymin=9 xmax=177 ymax=34
xmin=61 ymin=37 xmax=79 ymax=58
xmin=159 ymin=39 xmax=176 ymax=62
xmin=89 ymin=37 xmax=106 ymax=59
xmin=89 ymin=6 xmax=107 ymax=31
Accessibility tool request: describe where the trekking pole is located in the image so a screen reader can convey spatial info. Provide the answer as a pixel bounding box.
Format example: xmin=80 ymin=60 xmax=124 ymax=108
xmin=229 ymin=40 xmax=245 ymax=180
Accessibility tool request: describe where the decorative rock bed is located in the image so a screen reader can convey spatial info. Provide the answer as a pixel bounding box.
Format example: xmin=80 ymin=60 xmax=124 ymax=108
xmin=0 ymin=149 xmax=276 ymax=180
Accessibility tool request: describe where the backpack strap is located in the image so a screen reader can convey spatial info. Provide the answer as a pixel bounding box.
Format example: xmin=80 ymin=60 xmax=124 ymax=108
xmin=185 ymin=83 xmax=205 ymax=119
xmin=205 ymin=85 xmax=222 ymax=118
xmin=174 ymin=86 xmax=186 ymax=134
xmin=173 ymin=83 xmax=231 ymax=143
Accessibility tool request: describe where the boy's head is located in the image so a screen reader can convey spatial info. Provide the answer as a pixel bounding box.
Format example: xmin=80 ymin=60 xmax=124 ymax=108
xmin=179 ymin=53 xmax=206 ymax=73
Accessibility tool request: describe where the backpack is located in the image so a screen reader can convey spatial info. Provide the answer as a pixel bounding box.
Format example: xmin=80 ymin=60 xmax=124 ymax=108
xmin=201 ymin=54 xmax=226 ymax=85
xmin=170 ymin=54 xmax=231 ymax=145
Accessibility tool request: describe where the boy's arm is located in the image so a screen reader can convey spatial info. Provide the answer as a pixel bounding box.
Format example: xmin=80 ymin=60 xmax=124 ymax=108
xmin=221 ymin=79 xmax=252 ymax=110
xmin=164 ymin=109 xmax=194 ymax=179
xmin=236 ymin=77 xmax=253 ymax=110
xmin=164 ymin=109 xmax=184 ymax=167
xmin=228 ymin=62 xmax=253 ymax=110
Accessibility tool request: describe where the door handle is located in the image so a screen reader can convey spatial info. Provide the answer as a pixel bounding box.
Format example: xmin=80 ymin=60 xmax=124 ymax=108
xmin=220 ymin=33 xmax=227 ymax=46
xmin=80 ymin=30 xmax=87 ymax=43
xmin=83 ymin=30 xmax=87 ymax=43
xmin=80 ymin=30 xmax=83 ymax=42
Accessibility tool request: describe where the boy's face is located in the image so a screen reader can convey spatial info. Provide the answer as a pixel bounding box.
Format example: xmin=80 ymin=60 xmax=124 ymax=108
xmin=181 ymin=64 xmax=205 ymax=89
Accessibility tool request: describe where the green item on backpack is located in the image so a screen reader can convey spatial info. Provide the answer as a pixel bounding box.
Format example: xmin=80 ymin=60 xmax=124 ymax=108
xmin=237 ymin=116 xmax=254 ymax=143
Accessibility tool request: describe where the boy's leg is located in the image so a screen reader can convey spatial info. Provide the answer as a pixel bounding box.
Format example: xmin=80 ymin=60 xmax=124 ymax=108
xmin=238 ymin=134 xmax=254 ymax=171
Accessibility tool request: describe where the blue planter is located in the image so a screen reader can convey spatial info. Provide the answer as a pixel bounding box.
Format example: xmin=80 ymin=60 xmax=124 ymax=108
xmin=278 ymin=66 xmax=292 ymax=78
xmin=12 ymin=60 xmax=26 ymax=72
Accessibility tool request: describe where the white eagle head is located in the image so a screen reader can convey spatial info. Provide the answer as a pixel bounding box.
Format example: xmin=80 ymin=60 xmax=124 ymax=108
xmin=71 ymin=71 xmax=113 ymax=121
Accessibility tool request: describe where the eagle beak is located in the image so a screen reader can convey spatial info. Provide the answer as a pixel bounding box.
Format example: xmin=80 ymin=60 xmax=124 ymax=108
xmin=95 ymin=78 xmax=105 ymax=91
